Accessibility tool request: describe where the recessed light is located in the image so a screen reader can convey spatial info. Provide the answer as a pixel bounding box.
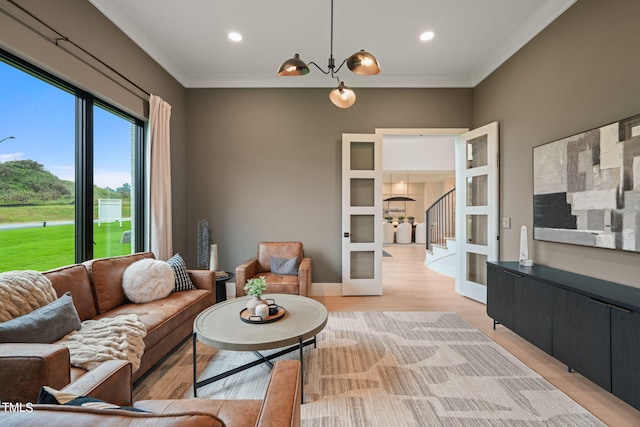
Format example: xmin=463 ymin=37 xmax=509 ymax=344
xmin=228 ymin=32 xmax=242 ymax=42
xmin=420 ymin=31 xmax=434 ymax=42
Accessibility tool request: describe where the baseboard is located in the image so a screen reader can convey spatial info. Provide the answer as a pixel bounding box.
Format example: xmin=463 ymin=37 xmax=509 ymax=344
xmin=426 ymin=262 xmax=456 ymax=278
xmin=310 ymin=282 xmax=342 ymax=296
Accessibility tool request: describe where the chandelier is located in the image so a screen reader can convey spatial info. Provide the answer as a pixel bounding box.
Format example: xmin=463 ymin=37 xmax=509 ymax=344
xmin=276 ymin=0 xmax=380 ymax=108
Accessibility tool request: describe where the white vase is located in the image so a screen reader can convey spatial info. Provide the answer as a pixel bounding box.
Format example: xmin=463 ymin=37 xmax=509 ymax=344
xmin=246 ymin=295 xmax=268 ymax=315
xmin=255 ymin=303 xmax=269 ymax=320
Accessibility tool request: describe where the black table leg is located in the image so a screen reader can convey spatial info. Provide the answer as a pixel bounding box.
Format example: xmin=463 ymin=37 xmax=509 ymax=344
xmin=299 ymin=336 xmax=304 ymax=403
xmin=193 ymin=337 xmax=317 ymax=395
xmin=253 ymin=351 xmax=274 ymax=369
xmin=193 ymin=333 xmax=198 ymax=397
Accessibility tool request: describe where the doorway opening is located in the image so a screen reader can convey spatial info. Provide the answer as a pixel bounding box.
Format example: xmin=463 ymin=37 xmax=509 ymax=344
xmin=378 ymin=129 xmax=464 ymax=258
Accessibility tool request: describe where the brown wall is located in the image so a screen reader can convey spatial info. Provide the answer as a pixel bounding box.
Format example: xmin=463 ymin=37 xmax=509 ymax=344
xmin=0 ymin=0 xmax=189 ymax=257
xmin=473 ymin=0 xmax=640 ymax=287
xmin=186 ymin=88 xmax=472 ymax=282
xmin=7 ymin=0 xmax=638 ymax=288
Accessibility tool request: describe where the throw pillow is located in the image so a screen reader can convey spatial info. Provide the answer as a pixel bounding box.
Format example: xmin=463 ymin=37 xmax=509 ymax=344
xmin=122 ymin=259 xmax=174 ymax=303
xmin=38 ymin=386 xmax=147 ymax=412
xmin=270 ymin=257 xmax=299 ymax=275
xmin=166 ymin=253 xmax=196 ymax=292
xmin=0 ymin=292 xmax=81 ymax=343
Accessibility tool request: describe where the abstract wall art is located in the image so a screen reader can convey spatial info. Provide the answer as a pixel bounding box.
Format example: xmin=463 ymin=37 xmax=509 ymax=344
xmin=533 ymin=114 xmax=640 ymax=252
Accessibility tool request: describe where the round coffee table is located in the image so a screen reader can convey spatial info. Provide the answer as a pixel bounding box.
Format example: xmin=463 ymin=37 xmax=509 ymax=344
xmin=192 ymin=294 xmax=327 ymax=399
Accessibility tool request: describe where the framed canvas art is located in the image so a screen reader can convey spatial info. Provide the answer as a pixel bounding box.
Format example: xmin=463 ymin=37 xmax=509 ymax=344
xmin=533 ymin=114 xmax=640 ymax=252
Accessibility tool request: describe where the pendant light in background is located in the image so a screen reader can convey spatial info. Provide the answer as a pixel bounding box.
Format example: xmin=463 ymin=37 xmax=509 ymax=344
xmin=384 ymin=174 xmax=415 ymax=202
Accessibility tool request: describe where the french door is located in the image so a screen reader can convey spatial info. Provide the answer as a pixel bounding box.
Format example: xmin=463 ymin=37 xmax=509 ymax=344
xmin=341 ymin=133 xmax=383 ymax=295
xmin=455 ymin=122 xmax=499 ymax=303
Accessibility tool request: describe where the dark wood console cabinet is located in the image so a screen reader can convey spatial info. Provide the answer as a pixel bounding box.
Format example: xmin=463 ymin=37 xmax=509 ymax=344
xmin=487 ymin=261 xmax=640 ymax=411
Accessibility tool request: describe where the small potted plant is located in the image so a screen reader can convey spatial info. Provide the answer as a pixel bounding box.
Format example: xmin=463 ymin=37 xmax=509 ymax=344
xmin=384 ymin=216 xmax=393 ymax=223
xmin=397 ymin=215 xmax=405 ymax=223
xmin=407 ymin=216 xmax=415 ymax=225
xmin=244 ymin=276 xmax=268 ymax=315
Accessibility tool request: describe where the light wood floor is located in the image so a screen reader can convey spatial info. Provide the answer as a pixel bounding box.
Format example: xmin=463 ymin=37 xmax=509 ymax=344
xmin=312 ymin=245 xmax=640 ymax=426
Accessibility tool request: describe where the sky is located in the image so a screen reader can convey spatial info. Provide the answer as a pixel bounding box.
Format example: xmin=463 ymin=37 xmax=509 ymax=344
xmin=0 ymin=60 xmax=134 ymax=190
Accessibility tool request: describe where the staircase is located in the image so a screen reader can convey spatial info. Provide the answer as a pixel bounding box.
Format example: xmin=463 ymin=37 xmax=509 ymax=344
xmin=424 ymin=188 xmax=456 ymax=277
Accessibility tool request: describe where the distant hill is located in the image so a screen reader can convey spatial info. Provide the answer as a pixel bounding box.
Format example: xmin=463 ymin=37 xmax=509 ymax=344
xmin=0 ymin=160 xmax=73 ymax=205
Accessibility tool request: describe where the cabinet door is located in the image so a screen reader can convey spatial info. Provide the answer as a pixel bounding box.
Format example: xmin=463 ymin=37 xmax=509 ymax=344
xmin=611 ymin=307 xmax=640 ymax=410
xmin=552 ymin=287 xmax=611 ymax=391
xmin=486 ymin=264 xmax=514 ymax=330
xmin=513 ymin=276 xmax=552 ymax=354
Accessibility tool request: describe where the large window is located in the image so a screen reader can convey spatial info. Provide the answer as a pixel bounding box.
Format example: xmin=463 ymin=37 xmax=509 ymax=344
xmin=0 ymin=50 xmax=145 ymax=272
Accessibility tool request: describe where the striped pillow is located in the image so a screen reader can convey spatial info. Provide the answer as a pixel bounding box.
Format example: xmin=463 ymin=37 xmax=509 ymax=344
xmin=166 ymin=254 xmax=196 ymax=292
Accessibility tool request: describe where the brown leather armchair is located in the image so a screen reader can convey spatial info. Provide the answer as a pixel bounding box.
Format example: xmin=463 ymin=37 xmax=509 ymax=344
xmin=236 ymin=242 xmax=311 ymax=297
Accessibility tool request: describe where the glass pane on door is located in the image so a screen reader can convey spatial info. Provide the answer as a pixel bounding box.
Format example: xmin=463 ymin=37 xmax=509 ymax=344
xmin=466 ymin=175 xmax=488 ymax=206
xmin=351 ymin=178 xmax=374 ymax=207
xmin=351 ymin=215 xmax=374 ymax=243
xmin=350 ymin=141 xmax=375 ymax=170
xmin=467 ymin=252 xmax=487 ymax=285
xmin=466 ymin=214 xmax=488 ymax=245
xmin=467 ymin=135 xmax=488 ymax=169
xmin=350 ymin=251 xmax=374 ymax=279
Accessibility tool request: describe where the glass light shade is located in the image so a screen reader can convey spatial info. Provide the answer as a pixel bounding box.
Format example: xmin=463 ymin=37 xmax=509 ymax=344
xmin=276 ymin=53 xmax=310 ymax=76
xmin=329 ymin=82 xmax=356 ymax=108
xmin=346 ymin=50 xmax=380 ymax=75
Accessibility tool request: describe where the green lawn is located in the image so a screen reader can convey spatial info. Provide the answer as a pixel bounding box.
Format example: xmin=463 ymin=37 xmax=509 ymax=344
xmin=0 ymin=201 xmax=131 ymax=223
xmin=0 ymin=221 xmax=132 ymax=272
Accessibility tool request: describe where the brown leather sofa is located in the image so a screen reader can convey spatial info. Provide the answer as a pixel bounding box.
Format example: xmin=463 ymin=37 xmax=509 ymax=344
xmin=1 ymin=359 xmax=301 ymax=427
xmin=236 ymin=242 xmax=311 ymax=297
xmin=0 ymin=252 xmax=216 ymax=405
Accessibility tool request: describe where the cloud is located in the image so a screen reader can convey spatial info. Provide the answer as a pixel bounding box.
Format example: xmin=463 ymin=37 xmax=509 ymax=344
xmin=0 ymin=152 xmax=24 ymax=162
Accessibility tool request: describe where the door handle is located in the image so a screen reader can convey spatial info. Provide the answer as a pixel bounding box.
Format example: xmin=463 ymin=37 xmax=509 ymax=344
xmin=344 ymin=232 xmax=350 ymax=238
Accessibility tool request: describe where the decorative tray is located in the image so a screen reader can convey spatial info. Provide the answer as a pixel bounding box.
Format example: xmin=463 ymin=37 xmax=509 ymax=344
xmin=240 ymin=306 xmax=286 ymax=324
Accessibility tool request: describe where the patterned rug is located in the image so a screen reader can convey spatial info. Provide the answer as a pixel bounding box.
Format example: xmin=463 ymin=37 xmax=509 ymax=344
xmin=134 ymin=311 xmax=604 ymax=426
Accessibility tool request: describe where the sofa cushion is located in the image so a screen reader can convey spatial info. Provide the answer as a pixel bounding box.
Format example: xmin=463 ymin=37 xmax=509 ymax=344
xmin=166 ymin=253 xmax=196 ymax=291
xmin=84 ymin=252 xmax=154 ymax=313
xmin=135 ymin=399 xmax=256 ymax=427
xmin=44 ymin=264 xmax=98 ymax=321
xmin=4 ymin=405 xmax=226 ymax=426
xmin=0 ymin=292 xmax=81 ymax=343
xmin=38 ymin=385 xmax=147 ymax=412
xmin=95 ymin=289 xmax=211 ymax=351
xmin=270 ymin=257 xmax=299 ymax=275
xmin=122 ymin=259 xmax=174 ymax=303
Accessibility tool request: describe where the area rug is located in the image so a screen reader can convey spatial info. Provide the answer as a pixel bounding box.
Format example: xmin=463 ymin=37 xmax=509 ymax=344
xmin=134 ymin=311 xmax=604 ymax=426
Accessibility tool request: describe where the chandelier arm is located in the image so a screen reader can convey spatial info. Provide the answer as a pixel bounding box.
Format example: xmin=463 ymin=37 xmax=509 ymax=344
xmin=308 ymin=61 xmax=331 ymax=75
xmin=333 ymin=58 xmax=349 ymax=75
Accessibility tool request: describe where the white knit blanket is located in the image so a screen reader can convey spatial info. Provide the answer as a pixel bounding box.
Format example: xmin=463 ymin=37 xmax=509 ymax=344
xmin=0 ymin=270 xmax=57 ymax=322
xmin=57 ymin=314 xmax=147 ymax=372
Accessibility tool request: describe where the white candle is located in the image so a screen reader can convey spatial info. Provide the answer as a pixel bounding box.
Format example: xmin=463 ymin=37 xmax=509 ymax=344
xmin=209 ymin=243 xmax=219 ymax=271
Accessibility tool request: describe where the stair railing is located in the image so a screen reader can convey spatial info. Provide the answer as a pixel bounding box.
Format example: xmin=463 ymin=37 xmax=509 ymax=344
xmin=425 ymin=188 xmax=455 ymax=252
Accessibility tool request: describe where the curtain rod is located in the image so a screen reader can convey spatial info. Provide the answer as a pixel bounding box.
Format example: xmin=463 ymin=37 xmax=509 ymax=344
xmin=5 ymin=0 xmax=151 ymax=99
